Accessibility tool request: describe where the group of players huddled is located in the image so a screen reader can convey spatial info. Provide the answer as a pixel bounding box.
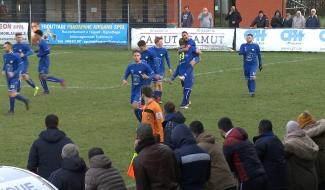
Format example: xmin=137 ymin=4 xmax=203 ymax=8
xmin=123 ymin=31 xmax=202 ymax=122
xmin=123 ymin=31 xmax=263 ymax=122
xmin=2 ymin=30 xmax=65 ymax=114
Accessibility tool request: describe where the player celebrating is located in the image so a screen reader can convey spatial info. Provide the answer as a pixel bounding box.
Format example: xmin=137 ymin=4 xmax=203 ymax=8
xmin=33 ymin=30 xmax=65 ymax=94
xmin=151 ymin=36 xmax=172 ymax=103
xmin=137 ymin=40 xmax=159 ymax=86
xmin=181 ymin=31 xmax=200 ymax=67
xmin=239 ymin=33 xmax=262 ymax=97
xmin=13 ymin=32 xmax=40 ymax=96
xmin=2 ymin=42 xmax=30 ymax=114
xmin=123 ymin=50 xmax=155 ymax=122
xmin=170 ymin=38 xmax=201 ymax=109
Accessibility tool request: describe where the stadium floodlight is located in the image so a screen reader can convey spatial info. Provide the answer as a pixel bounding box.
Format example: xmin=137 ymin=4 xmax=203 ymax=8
xmin=0 ymin=166 xmax=58 ymax=190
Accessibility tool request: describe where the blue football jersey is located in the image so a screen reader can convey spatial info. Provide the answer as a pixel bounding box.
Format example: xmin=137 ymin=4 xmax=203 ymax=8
xmin=239 ymin=43 xmax=262 ymax=65
xmin=123 ymin=61 xmax=154 ymax=86
xmin=2 ymin=52 xmax=22 ymax=79
xmin=151 ymin=46 xmax=171 ymax=75
xmin=13 ymin=43 xmax=33 ymax=63
xmin=141 ymin=48 xmax=158 ymax=73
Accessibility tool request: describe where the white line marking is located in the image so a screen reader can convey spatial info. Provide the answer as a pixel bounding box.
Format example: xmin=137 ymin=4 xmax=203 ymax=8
xmin=0 ymin=57 xmax=321 ymax=91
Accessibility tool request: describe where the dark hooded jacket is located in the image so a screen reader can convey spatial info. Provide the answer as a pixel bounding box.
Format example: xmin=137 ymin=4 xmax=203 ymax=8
xmin=85 ymin=154 xmax=127 ymax=190
xmin=163 ymin=111 xmax=186 ymax=148
xmin=27 ymin=128 xmax=73 ymax=179
xmin=253 ymin=132 xmax=287 ymax=190
xmin=223 ymin=127 xmax=266 ymax=183
xmin=271 ymin=10 xmax=284 ymax=28
xmin=133 ymin=137 xmax=180 ymax=190
xmin=251 ymin=14 xmax=269 ymax=28
xmin=172 ymin=125 xmax=211 ymax=190
xmin=49 ymin=156 xmax=87 ymax=190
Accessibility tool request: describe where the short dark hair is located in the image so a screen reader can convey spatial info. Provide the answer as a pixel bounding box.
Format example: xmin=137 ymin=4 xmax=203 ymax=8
xmin=15 ymin=32 xmax=23 ymax=37
xmin=4 ymin=41 xmax=12 ymax=46
xmin=88 ymin=147 xmax=104 ymax=159
xmin=179 ymin=38 xmax=186 ymax=46
xmin=189 ymin=121 xmax=204 ymax=135
xmin=259 ymin=10 xmax=264 ymax=14
xmin=137 ymin=40 xmax=146 ymax=47
xmin=218 ymin=117 xmax=234 ymax=132
xmin=247 ymin=33 xmax=253 ymax=37
xmin=154 ymin=36 xmax=163 ymax=44
xmin=259 ymin=119 xmax=273 ymax=133
xmin=45 ymin=114 xmax=59 ymax=128
xmin=181 ymin=31 xmax=188 ymax=35
xmin=164 ymin=102 xmax=176 ymax=114
xmin=132 ymin=49 xmax=141 ymax=55
xmin=141 ymin=86 xmax=153 ymax=98
xmin=184 ymin=5 xmax=189 ymax=9
xmin=34 ymin=30 xmax=43 ymax=37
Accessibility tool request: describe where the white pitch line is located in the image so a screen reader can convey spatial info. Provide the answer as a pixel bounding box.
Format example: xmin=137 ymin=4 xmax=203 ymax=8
xmin=0 ymin=57 xmax=321 ymax=91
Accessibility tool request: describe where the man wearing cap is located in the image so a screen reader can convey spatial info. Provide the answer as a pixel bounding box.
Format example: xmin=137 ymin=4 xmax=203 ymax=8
xmin=49 ymin=143 xmax=87 ymax=190
xmin=297 ymin=111 xmax=325 ymax=189
xmin=305 ymin=9 xmax=320 ymax=28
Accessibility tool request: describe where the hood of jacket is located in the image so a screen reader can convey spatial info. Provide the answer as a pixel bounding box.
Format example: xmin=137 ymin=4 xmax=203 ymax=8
xmin=196 ymin=133 xmax=216 ymax=144
xmin=164 ymin=111 xmax=186 ymax=124
xmin=171 ymin=124 xmax=196 ymax=149
xmin=227 ymin=127 xmax=248 ymax=141
xmin=61 ymin=156 xmax=87 ymax=172
xmin=39 ymin=128 xmax=67 ymax=143
xmin=89 ymin=154 xmax=112 ymax=169
xmin=304 ymin=119 xmax=325 ymax=138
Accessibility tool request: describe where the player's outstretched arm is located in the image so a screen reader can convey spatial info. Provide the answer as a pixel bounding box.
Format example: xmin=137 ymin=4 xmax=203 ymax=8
xmin=238 ymin=44 xmax=246 ymax=55
xmin=257 ymin=45 xmax=262 ymax=71
xmin=122 ymin=65 xmax=131 ymax=85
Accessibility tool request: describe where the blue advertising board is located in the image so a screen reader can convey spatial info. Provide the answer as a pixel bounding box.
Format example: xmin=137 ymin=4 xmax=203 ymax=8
xmin=39 ymin=23 xmax=128 ymax=45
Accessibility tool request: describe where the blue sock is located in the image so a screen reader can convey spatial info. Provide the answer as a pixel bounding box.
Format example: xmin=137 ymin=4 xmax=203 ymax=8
xmin=17 ymin=80 xmax=21 ymax=93
xmin=15 ymin=95 xmax=28 ymax=103
xmin=47 ymin=76 xmax=63 ymax=83
xmin=40 ymin=79 xmax=49 ymax=92
xmin=181 ymin=88 xmax=192 ymax=106
xmin=26 ymin=79 xmax=36 ymax=88
xmin=134 ymin=108 xmax=142 ymax=122
xmin=247 ymin=80 xmax=251 ymax=93
xmin=9 ymin=97 xmax=15 ymax=112
xmin=251 ymin=80 xmax=256 ymax=93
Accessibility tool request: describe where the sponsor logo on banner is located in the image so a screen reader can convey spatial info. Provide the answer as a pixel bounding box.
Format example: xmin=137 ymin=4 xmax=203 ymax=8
xmin=320 ymin=30 xmax=325 ymax=42
xmin=244 ymin=29 xmax=267 ymax=42
xmin=131 ymin=28 xmax=235 ymax=51
xmin=0 ymin=23 xmax=29 ymax=44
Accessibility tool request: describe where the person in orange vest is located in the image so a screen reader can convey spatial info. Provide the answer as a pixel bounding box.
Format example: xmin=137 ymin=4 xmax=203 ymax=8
xmin=141 ymin=86 xmax=164 ymax=142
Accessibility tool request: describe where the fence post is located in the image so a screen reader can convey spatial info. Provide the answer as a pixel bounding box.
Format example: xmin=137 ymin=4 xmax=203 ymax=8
xmin=78 ymin=0 xmax=81 ymax=23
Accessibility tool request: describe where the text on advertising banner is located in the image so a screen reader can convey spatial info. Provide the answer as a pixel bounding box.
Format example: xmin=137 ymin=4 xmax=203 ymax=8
xmin=39 ymin=23 xmax=128 ymax=45
xmin=236 ymin=28 xmax=325 ymax=52
xmin=131 ymin=28 xmax=235 ymax=51
xmin=0 ymin=23 xmax=29 ymax=44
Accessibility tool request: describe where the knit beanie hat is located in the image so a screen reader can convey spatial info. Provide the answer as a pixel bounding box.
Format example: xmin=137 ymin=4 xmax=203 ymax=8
xmin=137 ymin=123 xmax=153 ymax=140
xmin=62 ymin=143 xmax=79 ymax=159
xmin=297 ymin=112 xmax=316 ymax=129
xmin=286 ymin=120 xmax=305 ymax=138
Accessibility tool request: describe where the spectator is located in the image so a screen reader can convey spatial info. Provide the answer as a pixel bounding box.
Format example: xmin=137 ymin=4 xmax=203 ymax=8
xmin=253 ymin=120 xmax=287 ymax=190
xmin=133 ymin=124 xmax=180 ymax=190
xmin=27 ymin=114 xmax=73 ymax=179
xmin=141 ymin=86 xmax=164 ymax=143
xmin=171 ymin=124 xmax=210 ymax=190
xmin=292 ymin=11 xmax=305 ymax=29
xmin=305 ymin=8 xmax=320 ymax=28
xmin=198 ymin=8 xmax=213 ymax=28
xmin=181 ymin=5 xmax=194 ymax=27
xmin=282 ymin=13 xmax=293 ymax=28
xmin=225 ymin=6 xmax=242 ymax=28
xmin=85 ymin=147 xmax=127 ymax=190
xmin=297 ymin=112 xmax=325 ymax=189
xmin=190 ymin=121 xmax=237 ymax=190
xmin=162 ymin=101 xmax=186 ymax=149
xmin=49 ymin=144 xmax=87 ymax=190
xmin=271 ymin=10 xmax=284 ymax=28
xmin=218 ymin=117 xmax=267 ymax=190
xmin=250 ymin=10 xmax=269 ymax=28
xmin=284 ymin=121 xmax=319 ymax=190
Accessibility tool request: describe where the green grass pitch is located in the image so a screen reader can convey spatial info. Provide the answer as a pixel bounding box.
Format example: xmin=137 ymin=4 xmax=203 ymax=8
xmin=0 ymin=46 xmax=324 ymax=185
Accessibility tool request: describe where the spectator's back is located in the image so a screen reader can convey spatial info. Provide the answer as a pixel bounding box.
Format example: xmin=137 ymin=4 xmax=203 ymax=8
xmin=27 ymin=115 xmax=72 ymax=179
xmin=172 ymin=124 xmax=210 ymax=190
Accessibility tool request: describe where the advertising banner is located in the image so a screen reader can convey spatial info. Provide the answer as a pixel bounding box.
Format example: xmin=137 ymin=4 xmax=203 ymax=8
xmin=34 ymin=23 xmax=128 ymax=45
xmin=131 ymin=28 xmax=235 ymax=51
xmin=236 ymin=28 xmax=325 ymax=52
xmin=0 ymin=23 xmax=28 ymax=44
